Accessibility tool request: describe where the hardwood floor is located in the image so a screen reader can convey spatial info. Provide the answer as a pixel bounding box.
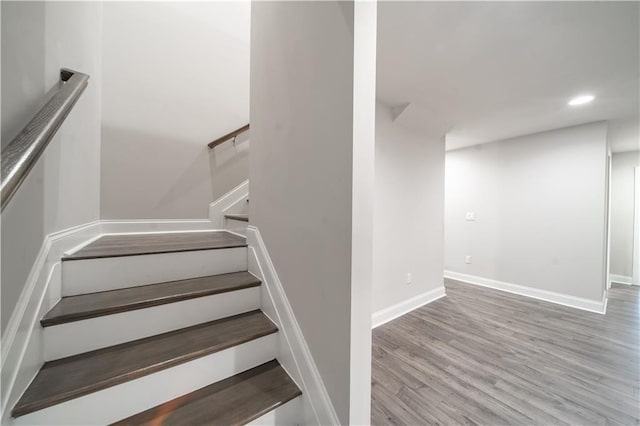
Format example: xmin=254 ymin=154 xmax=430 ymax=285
xmin=41 ymin=271 xmax=261 ymax=326
xmin=112 ymin=360 xmax=301 ymax=426
xmin=13 ymin=310 xmax=277 ymax=417
xmin=63 ymin=231 xmax=246 ymax=260
xmin=371 ymin=280 xmax=640 ymax=425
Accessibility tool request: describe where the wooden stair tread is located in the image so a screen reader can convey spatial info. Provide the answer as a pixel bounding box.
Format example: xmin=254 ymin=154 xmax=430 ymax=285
xmin=225 ymin=213 xmax=249 ymax=222
xmin=63 ymin=231 xmax=246 ymax=261
xmin=41 ymin=272 xmax=261 ymax=327
xmin=12 ymin=310 xmax=277 ymax=418
xmin=112 ymin=360 xmax=301 ymax=426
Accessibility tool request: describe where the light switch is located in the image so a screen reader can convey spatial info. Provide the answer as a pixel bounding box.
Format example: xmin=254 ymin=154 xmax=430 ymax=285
xmin=465 ymin=212 xmax=476 ymax=221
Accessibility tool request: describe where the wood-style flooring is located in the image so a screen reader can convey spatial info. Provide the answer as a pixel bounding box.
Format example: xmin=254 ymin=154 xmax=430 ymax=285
xmin=112 ymin=360 xmax=301 ymax=426
xmin=64 ymin=231 xmax=246 ymax=260
xmin=371 ymin=280 xmax=640 ymax=425
xmin=13 ymin=310 xmax=277 ymax=417
xmin=41 ymin=271 xmax=261 ymax=326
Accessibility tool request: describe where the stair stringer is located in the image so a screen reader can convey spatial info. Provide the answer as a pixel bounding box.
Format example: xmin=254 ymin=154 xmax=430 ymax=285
xmin=247 ymin=226 xmax=340 ymax=426
xmin=209 ymin=179 xmax=249 ymax=228
xmin=0 ymin=221 xmax=102 ymax=425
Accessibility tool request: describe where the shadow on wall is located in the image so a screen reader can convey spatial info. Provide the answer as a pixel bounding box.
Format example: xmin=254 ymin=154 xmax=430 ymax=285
xmin=208 ymin=132 xmax=250 ymax=201
xmin=101 ymin=126 xmax=213 ymax=219
xmin=101 ymin=126 xmax=250 ymax=220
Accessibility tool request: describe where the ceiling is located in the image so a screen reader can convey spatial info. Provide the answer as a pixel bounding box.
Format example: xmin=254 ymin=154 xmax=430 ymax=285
xmin=376 ymin=1 xmax=640 ymax=152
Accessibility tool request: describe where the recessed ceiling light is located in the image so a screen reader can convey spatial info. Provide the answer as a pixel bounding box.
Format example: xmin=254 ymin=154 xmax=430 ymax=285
xmin=568 ymin=95 xmax=595 ymax=106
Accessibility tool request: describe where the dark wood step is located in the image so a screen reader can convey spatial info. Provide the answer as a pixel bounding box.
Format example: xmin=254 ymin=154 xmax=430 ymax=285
xmin=225 ymin=213 xmax=249 ymax=222
xmin=63 ymin=231 xmax=246 ymax=261
xmin=112 ymin=360 xmax=301 ymax=426
xmin=41 ymin=272 xmax=261 ymax=327
xmin=12 ymin=310 xmax=277 ymax=418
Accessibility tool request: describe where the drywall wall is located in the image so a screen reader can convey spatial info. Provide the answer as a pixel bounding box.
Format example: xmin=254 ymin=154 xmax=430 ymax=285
xmin=1 ymin=1 xmax=102 ymax=333
xmin=349 ymin=2 xmax=376 ymax=422
xmin=444 ymin=122 xmax=608 ymax=301
xmin=100 ymin=2 xmax=250 ymax=219
xmin=609 ymin=117 xmax=639 ymax=153
xmin=610 ymin=151 xmax=640 ymax=278
xmin=373 ymin=103 xmax=445 ymax=312
xmin=250 ymin=2 xmax=376 ymax=423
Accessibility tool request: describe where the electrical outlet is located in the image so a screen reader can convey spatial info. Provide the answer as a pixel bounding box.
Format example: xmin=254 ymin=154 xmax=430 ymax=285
xmin=465 ymin=255 xmax=472 ymax=264
xmin=465 ymin=212 xmax=476 ymax=221
xmin=406 ymin=273 xmax=412 ymax=284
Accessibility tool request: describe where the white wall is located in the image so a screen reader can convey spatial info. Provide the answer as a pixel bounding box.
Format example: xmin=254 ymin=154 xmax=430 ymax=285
xmin=609 ymin=117 xmax=639 ymax=153
xmin=1 ymin=1 xmax=102 ymax=333
xmin=445 ymin=122 xmax=608 ymax=301
xmin=373 ymin=103 xmax=445 ymax=312
xmin=100 ymin=2 xmax=250 ymax=219
xmin=250 ymin=2 xmax=376 ymax=423
xmin=610 ymin=151 xmax=640 ymax=278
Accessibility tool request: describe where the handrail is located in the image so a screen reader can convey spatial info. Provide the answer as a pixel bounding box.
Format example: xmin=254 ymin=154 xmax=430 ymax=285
xmin=1 ymin=68 xmax=89 ymax=211
xmin=208 ymin=123 xmax=250 ymax=149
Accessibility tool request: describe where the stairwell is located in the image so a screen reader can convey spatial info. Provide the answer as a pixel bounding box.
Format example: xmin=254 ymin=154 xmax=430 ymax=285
xmin=9 ymin=229 xmax=301 ymax=425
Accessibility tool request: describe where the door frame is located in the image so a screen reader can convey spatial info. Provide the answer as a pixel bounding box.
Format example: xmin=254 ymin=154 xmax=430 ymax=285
xmin=633 ymin=166 xmax=639 ymax=285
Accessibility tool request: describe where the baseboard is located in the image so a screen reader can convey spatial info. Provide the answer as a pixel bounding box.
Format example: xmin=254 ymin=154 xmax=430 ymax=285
xmin=444 ymin=270 xmax=607 ymax=314
xmin=609 ymin=274 xmax=636 ymax=286
xmin=246 ymin=226 xmax=339 ymax=426
xmin=1 ymin=220 xmax=102 ymax=422
xmin=372 ymin=286 xmax=446 ymax=329
xmin=209 ymin=180 xmax=249 ymax=228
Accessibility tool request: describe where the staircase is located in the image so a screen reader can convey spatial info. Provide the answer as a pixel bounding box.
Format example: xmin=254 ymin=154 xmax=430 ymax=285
xmin=9 ymin=231 xmax=301 ymax=425
xmin=225 ymin=213 xmax=250 ymax=236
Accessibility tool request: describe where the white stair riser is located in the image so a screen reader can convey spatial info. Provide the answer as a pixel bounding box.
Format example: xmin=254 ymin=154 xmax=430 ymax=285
xmin=10 ymin=334 xmax=277 ymax=426
xmin=226 ymin=218 xmax=249 ymax=236
xmin=247 ymin=396 xmax=302 ymax=426
xmin=43 ymin=287 xmax=261 ymax=360
xmin=62 ymin=247 xmax=247 ymax=295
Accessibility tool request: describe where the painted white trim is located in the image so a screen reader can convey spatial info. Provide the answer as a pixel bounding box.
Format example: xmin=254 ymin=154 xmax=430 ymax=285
xmin=633 ymin=166 xmax=640 ymax=286
xmin=1 ymin=220 xmax=102 ymax=423
xmin=209 ymin=180 xmax=249 ymax=228
xmin=10 ymin=335 xmax=276 ymax=425
xmin=609 ymin=274 xmax=635 ymax=285
xmin=246 ymin=226 xmax=339 ymax=426
xmin=444 ymin=271 xmax=608 ymax=314
xmin=371 ymin=286 xmax=446 ymax=329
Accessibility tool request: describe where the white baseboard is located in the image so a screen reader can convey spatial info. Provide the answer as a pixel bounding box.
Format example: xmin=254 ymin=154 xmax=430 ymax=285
xmin=246 ymin=226 xmax=338 ymax=426
xmin=444 ymin=270 xmax=608 ymax=314
xmin=209 ymin=180 xmax=249 ymax=228
xmin=609 ymin=274 xmax=637 ymax=286
xmin=372 ymin=286 xmax=446 ymax=329
xmin=1 ymin=220 xmax=102 ymax=423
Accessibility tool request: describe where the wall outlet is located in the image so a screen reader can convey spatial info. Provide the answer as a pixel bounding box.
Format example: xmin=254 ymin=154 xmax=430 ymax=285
xmin=465 ymin=255 xmax=472 ymax=264
xmin=406 ymin=273 xmax=412 ymax=284
xmin=465 ymin=212 xmax=476 ymax=221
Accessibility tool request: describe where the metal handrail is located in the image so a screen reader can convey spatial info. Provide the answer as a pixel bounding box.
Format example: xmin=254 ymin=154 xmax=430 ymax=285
xmin=1 ymin=68 xmax=89 ymax=210
xmin=208 ymin=123 xmax=250 ymax=149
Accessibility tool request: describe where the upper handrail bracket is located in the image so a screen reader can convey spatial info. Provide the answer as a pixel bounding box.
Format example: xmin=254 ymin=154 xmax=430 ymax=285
xmin=208 ymin=124 xmax=250 ymax=149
